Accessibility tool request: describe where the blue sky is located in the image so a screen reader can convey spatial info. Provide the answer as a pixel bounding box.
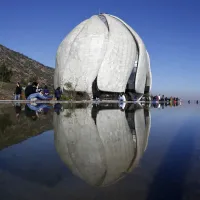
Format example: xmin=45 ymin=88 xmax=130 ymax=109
xmin=0 ymin=0 xmax=200 ymax=99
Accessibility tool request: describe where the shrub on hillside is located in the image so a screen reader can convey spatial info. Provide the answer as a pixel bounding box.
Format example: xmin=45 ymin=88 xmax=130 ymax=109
xmin=28 ymin=75 xmax=38 ymax=83
xmin=0 ymin=63 xmax=13 ymax=82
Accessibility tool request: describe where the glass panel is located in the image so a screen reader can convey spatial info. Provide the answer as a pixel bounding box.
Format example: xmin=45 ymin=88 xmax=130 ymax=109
xmin=98 ymin=15 xmax=109 ymax=30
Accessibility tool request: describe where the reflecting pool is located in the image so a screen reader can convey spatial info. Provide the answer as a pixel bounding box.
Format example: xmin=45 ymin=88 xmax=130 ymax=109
xmin=1 ymin=102 xmax=200 ymax=200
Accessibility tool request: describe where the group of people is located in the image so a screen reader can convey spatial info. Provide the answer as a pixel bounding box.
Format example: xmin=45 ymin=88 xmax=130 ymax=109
xmin=14 ymin=82 xmax=62 ymax=101
xmin=151 ymin=94 xmax=180 ymax=102
xmin=14 ymin=84 xmax=182 ymax=103
xmin=188 ymin=100 xmax=199 ymax=104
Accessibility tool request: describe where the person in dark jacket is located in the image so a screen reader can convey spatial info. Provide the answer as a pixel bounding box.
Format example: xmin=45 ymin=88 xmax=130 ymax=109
xmin=55 ymin=87 xmax=62 ymax=100
xmin=25 ymin=82 xmax=38 ymax=99
xmin=14 ymin=82 xmax=22 ymax=100
xmin=161 ymin=95 xmax=165 ymax=101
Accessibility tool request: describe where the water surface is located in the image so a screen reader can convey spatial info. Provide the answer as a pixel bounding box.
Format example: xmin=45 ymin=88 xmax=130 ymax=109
xmin=0 ymin=102 xmax=199 ymax=200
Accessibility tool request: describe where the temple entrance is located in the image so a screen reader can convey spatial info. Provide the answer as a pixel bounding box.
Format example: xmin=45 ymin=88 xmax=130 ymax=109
xmin=92 ymin=77 xmax=101 ymax=99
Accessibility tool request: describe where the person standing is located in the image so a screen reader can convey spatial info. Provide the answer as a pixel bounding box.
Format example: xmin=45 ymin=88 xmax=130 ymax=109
xmin=14 ymin=82 xmax=22 ymax=100
xmin=55 ymin=87 xmax=62 ymax=100
xmin=118 ymin=93 xmax=126 ymax=102
xmin=25 ymin=82 xmax=38 ymax=99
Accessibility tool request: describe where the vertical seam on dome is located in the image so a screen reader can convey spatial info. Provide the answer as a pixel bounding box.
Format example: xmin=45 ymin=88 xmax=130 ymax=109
xmin=95 ymin=14 xmax=110 ymax=91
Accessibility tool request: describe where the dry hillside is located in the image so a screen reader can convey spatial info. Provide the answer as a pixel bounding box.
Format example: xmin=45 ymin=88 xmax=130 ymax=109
xmin=0 ymin=44 xmax=54 ymax=99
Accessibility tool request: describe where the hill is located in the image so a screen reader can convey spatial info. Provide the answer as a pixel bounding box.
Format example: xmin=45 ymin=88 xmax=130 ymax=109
xmin=0 ymin=44 xmax=54 ymax=99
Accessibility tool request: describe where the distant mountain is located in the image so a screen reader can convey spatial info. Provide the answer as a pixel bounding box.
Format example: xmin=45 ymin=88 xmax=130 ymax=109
xmin=0 ymin=44 xmax=54 ymax=99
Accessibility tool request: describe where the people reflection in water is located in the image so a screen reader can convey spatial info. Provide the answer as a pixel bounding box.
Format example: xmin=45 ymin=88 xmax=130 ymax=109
xmin=25 ymin=104 xmax=38 ymax=120
xmin=14 ymin=103 xmax=21 ymax=119
xmin=119 ymin=101 xmax=126 ymax=111
xmin=152 ymin=101 xmax=180 ymax=109
xmin=54 ymin=103 xmax=63 ymax=115
xmin=25 ymin=103 xmax=51 ymax=120
xmin=54 ymin=103 xmax=150 ymax=187
xmin=152 ymin=103 xmax=160 ymax=108
xmin=161 ymin=103 xmax=164 ymax=109
xmin=43 ymin=107 xmax=50 ymax=115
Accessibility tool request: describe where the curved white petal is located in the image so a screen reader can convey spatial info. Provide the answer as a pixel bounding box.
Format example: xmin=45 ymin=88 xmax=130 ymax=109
xmin=134 ymin=109 xmax=146 ymax=163
xmin=96 ymin=110 xmax=136 ymax=185
xmin=97 ymin=14 xmax=137 ymax=92
xmin=56 ymin=16 xmax=108 ymax=94
xmin=146 ymin=51 xmax=152 ymax=91
xmin=54 ymin=108 xmax=106 ymax=186
xmin=109 ymin=15 xmax=150 ymax=94
xmin=55 ymin=20 xmax=88 ymax=89
xmin=144 ymin=110 xmax=151 ymax=151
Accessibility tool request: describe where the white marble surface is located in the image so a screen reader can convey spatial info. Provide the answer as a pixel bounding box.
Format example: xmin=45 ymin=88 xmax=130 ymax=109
xmin=96 ymin=109 xmax=136 ymax=185
xmin=55 ymin=20 xmax=88 ymax=89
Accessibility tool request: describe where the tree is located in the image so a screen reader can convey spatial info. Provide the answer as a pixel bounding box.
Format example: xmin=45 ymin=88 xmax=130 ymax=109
xmin=0 ymin=63 xmax=13 ymax=83
xmin=28 ymin=74 xmax=38 ymax=83
xmin=64 ymin=81 xmax=77 ymax=100
xmin=20 ymin=78 xmax=28 ymax=86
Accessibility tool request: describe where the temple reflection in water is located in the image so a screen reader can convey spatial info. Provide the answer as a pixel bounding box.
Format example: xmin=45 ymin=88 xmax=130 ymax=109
xmin=54 ymin=103 xmax=151 ymax=187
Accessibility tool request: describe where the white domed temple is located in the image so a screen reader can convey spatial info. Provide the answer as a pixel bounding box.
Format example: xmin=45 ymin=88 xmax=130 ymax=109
xmin=54 ymin=14 xmax=152 ymax=100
